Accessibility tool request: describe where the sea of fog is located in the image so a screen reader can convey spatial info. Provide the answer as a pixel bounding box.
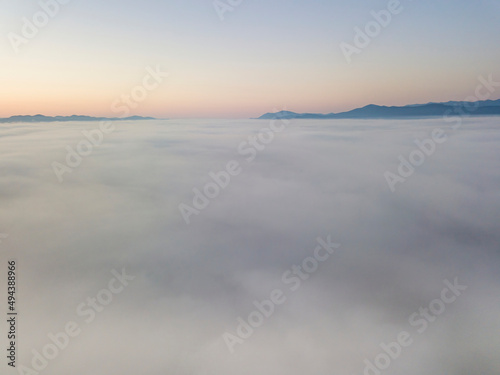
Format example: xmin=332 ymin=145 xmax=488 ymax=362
xmin=1 ymin=118 xmax=499 ymax=375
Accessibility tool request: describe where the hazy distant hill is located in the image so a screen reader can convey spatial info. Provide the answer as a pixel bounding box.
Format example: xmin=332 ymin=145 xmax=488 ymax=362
xmin=0 ymin=115 xmax=156 ymax=123
xmin=257 ymin=99 xmax=500 ymax=119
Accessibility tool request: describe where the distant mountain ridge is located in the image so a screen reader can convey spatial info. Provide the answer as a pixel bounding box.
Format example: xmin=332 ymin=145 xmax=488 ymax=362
xmin=0 ymin=115 xmax=156 ymax=123
xmin=257 ymin=99 xmax=500 ymax=119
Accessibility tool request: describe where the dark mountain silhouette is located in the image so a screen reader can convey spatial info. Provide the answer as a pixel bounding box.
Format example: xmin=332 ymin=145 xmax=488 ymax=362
xmin=0 ymin=115 xmax=156 ymax=123
xmin=257 ymin=99 xmax=500 ymax=119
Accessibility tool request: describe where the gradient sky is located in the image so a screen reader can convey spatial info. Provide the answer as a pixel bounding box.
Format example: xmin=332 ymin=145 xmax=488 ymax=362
xmin=1 ymin=0 xmax=500 ymax=118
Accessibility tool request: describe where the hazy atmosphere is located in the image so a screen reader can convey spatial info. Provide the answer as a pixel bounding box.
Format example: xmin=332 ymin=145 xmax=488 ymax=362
xmin=2 ymin=118 xmax=500 ymax=374
xmin=1 ymin=1 xmax=500 ymax=375
xmin=1 ymin=0 xmax=500 ymax=118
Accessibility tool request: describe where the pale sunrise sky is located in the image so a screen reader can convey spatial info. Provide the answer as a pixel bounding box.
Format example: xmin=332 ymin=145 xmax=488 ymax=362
xmin=1 ymin=0 xmax=500 ymax=118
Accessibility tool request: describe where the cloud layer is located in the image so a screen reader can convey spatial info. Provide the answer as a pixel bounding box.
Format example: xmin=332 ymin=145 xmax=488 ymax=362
xmin=1 ymin=117 xmax=499 ymax=375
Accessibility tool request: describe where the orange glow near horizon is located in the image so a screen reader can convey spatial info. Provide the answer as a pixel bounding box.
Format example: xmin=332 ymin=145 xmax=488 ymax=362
xmin=1 ymin=30 xmax=499 ymax=119
xmin=1 ymin=1 xmax=500 ymax=119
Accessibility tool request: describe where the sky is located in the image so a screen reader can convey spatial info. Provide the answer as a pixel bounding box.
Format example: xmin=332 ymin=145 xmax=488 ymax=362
xmin=1 ymin=0 xmax=500 ymax=118
xmin=1 ymin=117 xmax=499 ymax=374
xmin=1 ymin=2 xmax=500 ymax=373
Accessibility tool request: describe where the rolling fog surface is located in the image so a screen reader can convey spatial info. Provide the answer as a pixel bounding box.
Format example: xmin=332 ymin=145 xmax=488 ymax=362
xmin=1 ymin=118 xmax=499 ymax=375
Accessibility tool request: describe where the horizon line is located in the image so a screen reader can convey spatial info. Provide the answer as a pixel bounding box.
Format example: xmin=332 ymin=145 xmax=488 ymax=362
xmin=3 ymin=96 xmax=500 ymax=121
